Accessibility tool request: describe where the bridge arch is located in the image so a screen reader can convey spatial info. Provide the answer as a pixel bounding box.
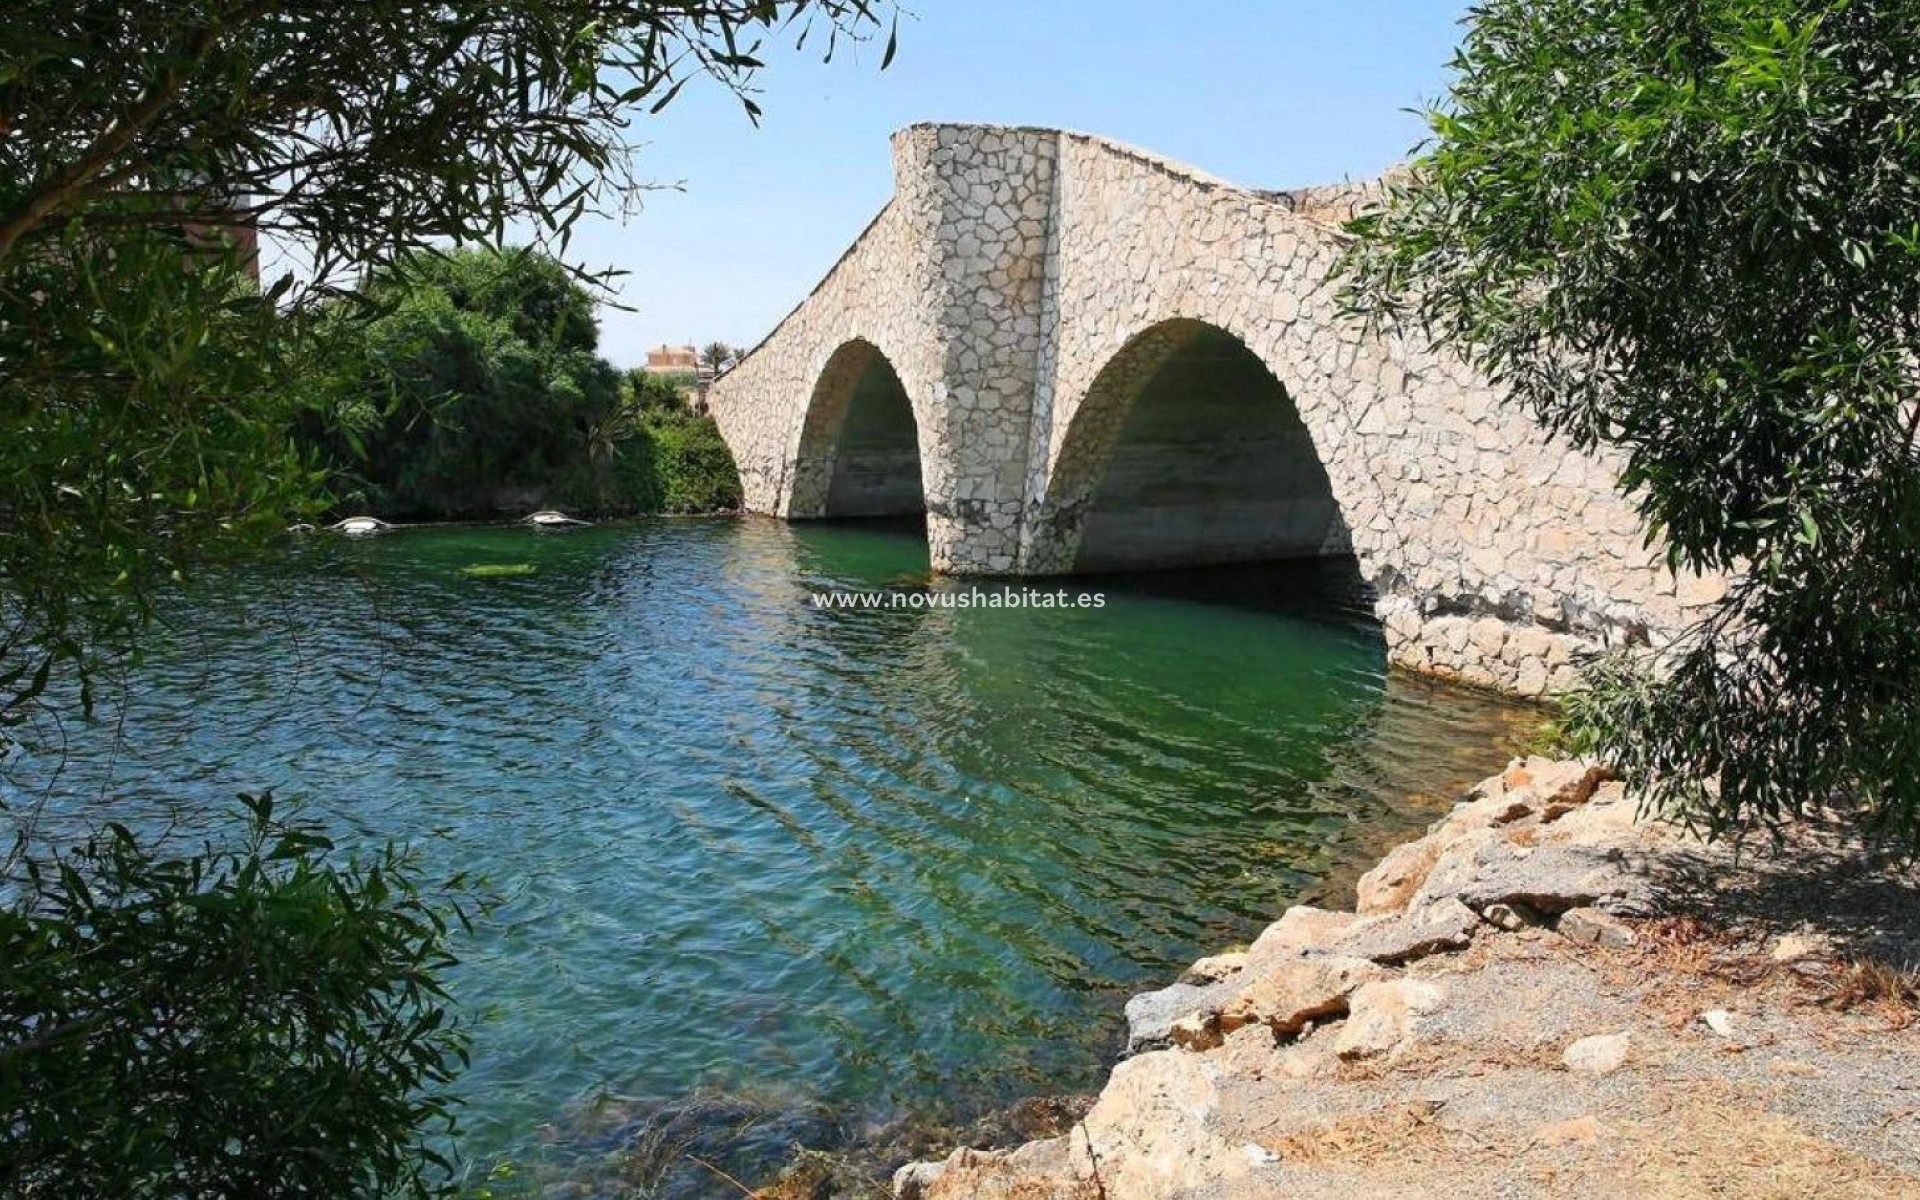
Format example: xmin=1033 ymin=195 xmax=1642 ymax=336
xmin=1034 ymin=318 xmax=1353 ymax=574
xmin=787 ymin=337 xmax=927 ymax=521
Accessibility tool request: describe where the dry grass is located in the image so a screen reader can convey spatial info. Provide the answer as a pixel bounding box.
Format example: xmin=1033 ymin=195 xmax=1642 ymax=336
xmin=1257 ymin=1099 xmax=1460 ymax=1167
xmin=1610 ymin=1093 xmax=1920 ymax=1200
xmin=1615 ymin=912 xmax=1920 ymax=1036
xmin=1241 ymin=1086 xmax=1920 ymax=1200
xmin=1233 ymin=918 xmax=1920 ymax=1198
xmin=1820 ymin=958 xmax=1920 ymax=1027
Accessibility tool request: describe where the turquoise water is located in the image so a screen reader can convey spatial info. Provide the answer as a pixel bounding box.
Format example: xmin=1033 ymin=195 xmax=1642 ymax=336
xmin=0 ymin=519 xmax=1526 ymax=1190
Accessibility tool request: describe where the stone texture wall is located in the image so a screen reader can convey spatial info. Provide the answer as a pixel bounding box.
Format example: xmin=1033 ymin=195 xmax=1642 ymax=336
xmin=711 ymin=126 xmax=1058 ymax=573
xmin=708 ymin=123 xmax=1725 ymax=698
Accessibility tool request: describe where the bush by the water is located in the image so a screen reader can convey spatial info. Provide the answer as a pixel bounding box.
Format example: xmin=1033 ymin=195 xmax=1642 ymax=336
xmin=0 ymin=797 xmax=468 ymax=1199
xmin=0 ymin=3 xmax=873 ymax=1195
xmin=308 ymin=247 xmax=740 ymax=520
xmin=631 ymin=395 xmax=747 ymax=515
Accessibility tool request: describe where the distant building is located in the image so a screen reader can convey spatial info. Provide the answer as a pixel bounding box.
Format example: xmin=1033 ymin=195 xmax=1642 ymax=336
xmin=642 ymin=344 xmax=700 ymax=375
xmin=636 ymin=343 xmax=716 ymax=413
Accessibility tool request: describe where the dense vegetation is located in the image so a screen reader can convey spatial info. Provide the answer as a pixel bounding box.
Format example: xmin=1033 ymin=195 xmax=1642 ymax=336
xmin=1343 ymin=0 xmax=1920 ymax=852
xmin=1 ymin=799 xmax=468 ymax=1198
xmin=0 ymin=1 xmax=886 ymax=1194
xmin=308 ymin=247 xmax=741 ymax=520
xmin=628 ymin=371 xmax=751 ymax=514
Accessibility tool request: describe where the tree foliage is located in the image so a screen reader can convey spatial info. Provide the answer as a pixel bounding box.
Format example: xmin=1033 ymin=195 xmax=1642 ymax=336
xmin=1343 ymin=0 xmax=1920 ymax=851
xmin=313 ymin=248 xmax=627 ymax=517
xmin=1 ymin=798 xmax=470 ymax=1198
xmin=0 ymin=1 xmax=895 ymax=286
xmin=1 ymin=0 xmax=891 ymax=718
xmin=631 ymin=368 xmax=697 ymax=414
xmin=637 ymin=395 xmax=746 ymax=513
xmin=0 ymin=231 xmax=323 ymax=725
xmin=309 ymin=247 xmax=742 ymax=518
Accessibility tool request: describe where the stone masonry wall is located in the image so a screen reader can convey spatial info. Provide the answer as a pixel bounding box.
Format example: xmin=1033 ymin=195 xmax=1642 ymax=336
xmin=707 ymin=124 xmax=1726 ymax=698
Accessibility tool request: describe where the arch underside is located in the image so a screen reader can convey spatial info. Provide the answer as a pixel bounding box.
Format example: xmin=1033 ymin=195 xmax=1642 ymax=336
xmin=1047 ymin=320 xmax=1352 ymax=574
xmin=788 ymin=339 xmax=926 ymax=521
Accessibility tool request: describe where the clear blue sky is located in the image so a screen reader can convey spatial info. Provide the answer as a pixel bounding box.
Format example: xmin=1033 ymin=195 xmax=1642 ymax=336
xmin=568 ymin=1 xmax=1472 ymax=366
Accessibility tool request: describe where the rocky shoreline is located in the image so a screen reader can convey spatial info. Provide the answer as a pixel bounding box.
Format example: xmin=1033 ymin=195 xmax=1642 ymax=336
xmin=892 ymin=759 xmax=1920 ymax=1199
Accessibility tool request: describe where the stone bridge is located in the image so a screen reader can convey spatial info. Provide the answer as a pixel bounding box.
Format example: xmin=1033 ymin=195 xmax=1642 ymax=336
xmin=708 ymin=124 xmax=1721 ymax=697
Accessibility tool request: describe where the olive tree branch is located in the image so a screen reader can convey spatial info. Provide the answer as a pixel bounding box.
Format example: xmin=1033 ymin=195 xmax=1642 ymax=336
xmin=0 ymin=11 xmax=263 ymax=262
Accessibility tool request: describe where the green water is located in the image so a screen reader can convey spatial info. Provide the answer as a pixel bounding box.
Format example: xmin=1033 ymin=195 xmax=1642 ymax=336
xmin=1 ymin=518 xmax=1528 ymax=1190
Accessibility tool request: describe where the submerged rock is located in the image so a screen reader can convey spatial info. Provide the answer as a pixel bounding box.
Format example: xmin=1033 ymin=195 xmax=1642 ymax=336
xmin=538 ymin=1088 xmax=845 ymax=1200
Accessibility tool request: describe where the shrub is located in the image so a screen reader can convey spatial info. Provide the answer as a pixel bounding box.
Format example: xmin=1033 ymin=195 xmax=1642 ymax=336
xmin=0 ymin=797 xmax=468 ymax=1199
xmin=309 ymin=250 xmax=746 ymax=520
xmin=643 ymin=409 xmax=744 ymax=514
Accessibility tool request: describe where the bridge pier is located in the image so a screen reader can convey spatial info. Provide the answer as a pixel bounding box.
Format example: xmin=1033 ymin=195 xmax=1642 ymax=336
xmin=708 ymin=124 xmax=1725 ymax=698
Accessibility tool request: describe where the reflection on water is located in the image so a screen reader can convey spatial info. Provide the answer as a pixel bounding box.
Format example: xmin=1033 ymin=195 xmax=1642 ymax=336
xmin=0 ymin=518 xmax=1532 ymax=1186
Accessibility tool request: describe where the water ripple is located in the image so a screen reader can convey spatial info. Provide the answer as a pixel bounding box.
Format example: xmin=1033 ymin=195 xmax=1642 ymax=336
xmin=1 ymin=518 xmax=1530 ymax=1179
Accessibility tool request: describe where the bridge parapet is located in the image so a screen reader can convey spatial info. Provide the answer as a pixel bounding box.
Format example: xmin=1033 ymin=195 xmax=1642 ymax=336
xmin=708 ymin=124 xmax=1725 ymax=698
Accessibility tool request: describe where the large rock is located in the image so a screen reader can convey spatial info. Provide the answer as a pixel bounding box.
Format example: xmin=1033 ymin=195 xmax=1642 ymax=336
xmin=1218 ymin=956 xmax=1386 ymax=1037
xmin=1179 ymin=951 xmax=1248 ymax=985
xmin=1432 ymin=782 xmax=1537 ymax=842
xmin=1506 ymin=756 xmax=1610 ymax=810
xmin=897 ymin=1140 xmax=1093 ymax=1200
xmin=1355 ymin=838 xmax=1442 ymax=914
xmin=1334 ymin=978 xmax=1449 ymax=1060
xmin=1543 ymin=780 xmax=1639 ymax=842
xmin=906 ymin=1049 xmax=1260 ymax=1199
xmin=892 ymin=1161 xmax=946 ymax=1199
xmin=1414 ymin=833 xmax=1659 ymax=917
xmin=1405 ymin=828 xmax=1499 ymax=906
xmin=1167 ymin=1013 xmax=1221 ymax=1052
xmin=1326 ymin=897 xmax=1479 ymax=965
xmin=1247 ymin=905 xmax=1361 ymax=961
xmin=1355 ymin=769 xmax=1589 ymax=916
xmin=1123 ymin=978 xmax=1241 ymax=1055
